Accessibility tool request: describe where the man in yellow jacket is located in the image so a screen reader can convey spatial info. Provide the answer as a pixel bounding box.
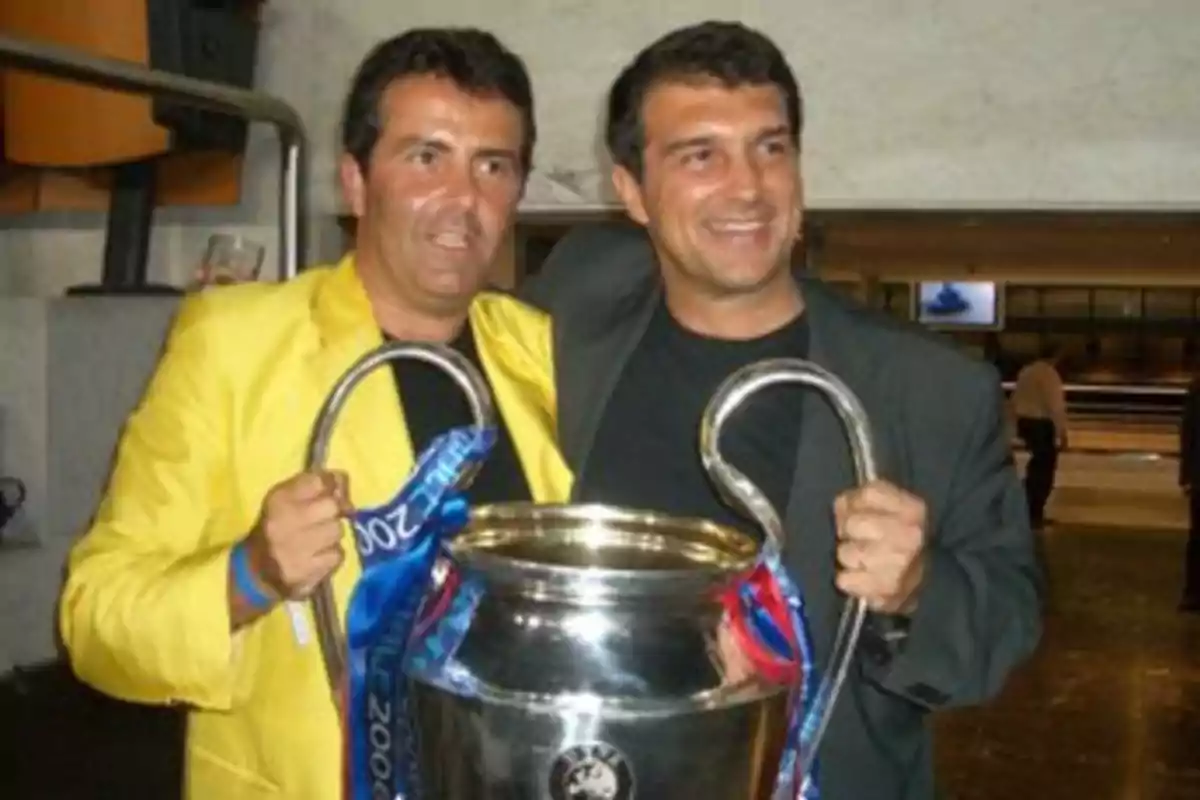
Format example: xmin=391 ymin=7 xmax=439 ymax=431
xmin=58 ymin=29 xmax=570 ymax=799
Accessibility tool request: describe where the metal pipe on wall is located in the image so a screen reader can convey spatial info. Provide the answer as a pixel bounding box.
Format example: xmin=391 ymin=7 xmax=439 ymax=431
xmin=0 ymin=33 xmax=308 ymax=282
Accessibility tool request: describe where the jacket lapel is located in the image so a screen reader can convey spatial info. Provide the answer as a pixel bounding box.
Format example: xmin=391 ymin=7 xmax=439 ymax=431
xmin=307 ymin=256 xmax=416 ymax=509
xmin=306 ymin=256 xmax=415 ymax=617
xmin=469 ymin=297 xmax=573 ymax=504
xmin=559 ymin=279 xmax=660 ymax=492
xmin=781 ymin=280 xmax=888 ymax=651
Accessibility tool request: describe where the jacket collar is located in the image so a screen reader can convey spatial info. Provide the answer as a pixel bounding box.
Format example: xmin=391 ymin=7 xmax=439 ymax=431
xmin=306 ymin=253 xmax=413 ymax=510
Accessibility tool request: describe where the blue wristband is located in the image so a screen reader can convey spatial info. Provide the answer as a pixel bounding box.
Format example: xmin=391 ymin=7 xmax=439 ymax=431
xmin=232 ymin=542 xmax=274 ymax=611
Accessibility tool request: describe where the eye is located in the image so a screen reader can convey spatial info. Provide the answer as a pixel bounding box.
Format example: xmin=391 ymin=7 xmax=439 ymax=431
xmin=478 ymin=156 xmax=514 ymax=177
xmin=680 ymin=148 xmax=714 ymax=168
xmin=761 ymin=139 xmax=790 ymax=157
xmin=768 ymin=138 xmax=796 ymax=158
xmin=408 ymin=146 xmax=439 ymax=166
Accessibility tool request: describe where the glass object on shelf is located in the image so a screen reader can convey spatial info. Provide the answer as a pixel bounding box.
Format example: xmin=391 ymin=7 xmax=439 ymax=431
xmin=194 ymin=233 xmax=266 ymax=287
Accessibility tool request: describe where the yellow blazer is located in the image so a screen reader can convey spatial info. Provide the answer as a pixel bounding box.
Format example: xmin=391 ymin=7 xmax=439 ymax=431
xmin=58 ymin=254 xmax=572 ymax=799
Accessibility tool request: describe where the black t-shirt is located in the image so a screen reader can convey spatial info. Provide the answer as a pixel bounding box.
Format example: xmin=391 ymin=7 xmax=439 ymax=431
xmin=579 ymin=302 xmax=811 ymax=539
xmin=386 ymin=324 xmax=533 ymax=505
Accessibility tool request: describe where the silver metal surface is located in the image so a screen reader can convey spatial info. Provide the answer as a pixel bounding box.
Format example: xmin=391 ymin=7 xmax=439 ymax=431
xmin=304 ymin=350 xmax=875 ymax=795
xmin=411 ymin=502 xmax=790 ymax=799
xmin=0 ymin=33 xmax=308 ymax=282
xmin=700 ymin=357 xmax=880 ymax=776
xmin=306 ymin=342 xmax=495 ymax=703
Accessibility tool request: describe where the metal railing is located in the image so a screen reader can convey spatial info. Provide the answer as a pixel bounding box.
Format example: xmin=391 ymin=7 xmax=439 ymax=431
xmin=0 ymin=33 xmax=308 ymax=282
xmin=1001 ymin=381 xmax=1186 ymax=425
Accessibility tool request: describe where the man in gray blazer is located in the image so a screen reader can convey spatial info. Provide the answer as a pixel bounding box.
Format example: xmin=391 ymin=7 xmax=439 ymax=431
xmin=521 ymin=20 xmax=1043 ymax=800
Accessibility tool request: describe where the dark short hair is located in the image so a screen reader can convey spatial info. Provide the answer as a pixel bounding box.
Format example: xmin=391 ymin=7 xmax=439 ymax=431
xmin=605 ymin=21 xmax=803 ymax=178
xmin=341 ymin=28 xmax=536 ymax=174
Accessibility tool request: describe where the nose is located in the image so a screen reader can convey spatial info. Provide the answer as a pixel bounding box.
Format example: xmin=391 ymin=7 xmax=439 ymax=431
xmin=440 ymin=159 xmax=480 ymax=210
xmin=725 ymin=151 xmax=766 ymax=202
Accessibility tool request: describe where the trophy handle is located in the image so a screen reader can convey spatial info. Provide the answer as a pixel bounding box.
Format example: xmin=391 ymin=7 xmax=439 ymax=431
xmin=699 ymin=357 xmax=880 ymax=771
xmin=304 ymin=341 xmax=496 ymax=702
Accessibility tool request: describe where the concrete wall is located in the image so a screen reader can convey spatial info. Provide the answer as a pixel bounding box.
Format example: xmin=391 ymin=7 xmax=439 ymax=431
xmin=0 ymin=298 xmax=179 ymax=671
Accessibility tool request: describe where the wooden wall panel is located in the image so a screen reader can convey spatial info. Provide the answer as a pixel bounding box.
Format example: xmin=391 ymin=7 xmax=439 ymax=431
xmin=509 ymin=209 xmax=1200 ymax=287
xmin=812 ymin=211 xmax=1200 ymax=285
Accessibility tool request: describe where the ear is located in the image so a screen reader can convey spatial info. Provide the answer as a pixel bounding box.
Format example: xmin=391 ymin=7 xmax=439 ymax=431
xmin=611 ymin=165 xmax=649 ymax=226
xmin=339 ymin=153 xmax=367 ymax=218
xmin=793 ymin=164 xmax=806 ymax=231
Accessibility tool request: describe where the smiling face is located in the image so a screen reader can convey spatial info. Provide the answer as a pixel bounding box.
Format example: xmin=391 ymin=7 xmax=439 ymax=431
xmin=612 ymin=79 xmax=803 ymax=303
xmin=340 ymin=74 xmax=525 ymax=318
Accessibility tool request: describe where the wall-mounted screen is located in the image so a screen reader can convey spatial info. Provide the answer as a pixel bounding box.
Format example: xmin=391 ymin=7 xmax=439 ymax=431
xmin=914 ymin=281 xmax=1005 ymax=330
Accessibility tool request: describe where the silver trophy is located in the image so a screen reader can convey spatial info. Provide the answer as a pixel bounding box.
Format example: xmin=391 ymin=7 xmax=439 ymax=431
xmin=307 ymin=343 xmax=878 ymax=799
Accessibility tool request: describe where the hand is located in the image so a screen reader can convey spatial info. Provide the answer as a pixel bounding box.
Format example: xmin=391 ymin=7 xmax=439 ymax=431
xmin=243 ymin=470 xmax=353 ymax=601
xmin=833 ymin=481 xmax=928 ymax=616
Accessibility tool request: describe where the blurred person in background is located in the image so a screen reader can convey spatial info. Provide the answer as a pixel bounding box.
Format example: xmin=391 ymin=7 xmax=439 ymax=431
xmin=1012 ymin=343 xmax=1069 ymax=529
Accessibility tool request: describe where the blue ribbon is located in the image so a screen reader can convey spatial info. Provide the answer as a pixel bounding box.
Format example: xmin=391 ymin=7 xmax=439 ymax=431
xmin=343 ymin=426 xmax=496 ymax=800
xmin=750 ymin=542 xmax=823 ymax=800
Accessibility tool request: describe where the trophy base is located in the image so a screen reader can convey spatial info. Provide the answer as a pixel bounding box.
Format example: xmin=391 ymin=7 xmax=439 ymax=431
xmin=408 ymin=678 xmax=790 ymax=799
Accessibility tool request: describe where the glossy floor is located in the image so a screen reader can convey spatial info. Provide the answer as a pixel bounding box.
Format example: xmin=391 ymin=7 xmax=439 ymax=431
xmin=934 ymin=524 xmax=1200 ymax=800
xmin=0 ymin=524 xmax=1197 ymax=798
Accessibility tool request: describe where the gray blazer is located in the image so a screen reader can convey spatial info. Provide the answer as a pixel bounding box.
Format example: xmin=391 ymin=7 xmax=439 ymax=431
xmin=521 ymin=222 xmax=1043 ymax=800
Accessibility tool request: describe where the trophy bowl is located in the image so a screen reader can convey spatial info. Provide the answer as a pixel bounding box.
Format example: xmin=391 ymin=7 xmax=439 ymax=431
xmin=410 ymin=502 xmax=789 ymax=799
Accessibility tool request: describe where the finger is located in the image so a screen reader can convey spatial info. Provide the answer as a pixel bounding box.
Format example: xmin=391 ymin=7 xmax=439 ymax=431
xmin=314 ymin=522 xmax=347 ymax=553
xmin=834 ymin=569 xmax=878 ymax=604
xmin=833 ymin=492 xmax=852 ymax=528
xmin=838 ymin=510 xmax=890 ymax=545
xmin=284 ymin=472 xmax=335 ymax=502
xmin=845 ymin=481 xmax=924 ymax=524
xmin=836 ymin=540 xmax=871 ymax=572
xmin=326 ymin=470 xmax=354 ymax=514
xmin=294 ymin=495 xmax=346 ymax=529
xmin=298 ymin=545 xmax=345 ymax=596
xmin=304 ymin=518 xmax=346 ymax=552
xmin=319 ymin=469 xmax=348 ymax=498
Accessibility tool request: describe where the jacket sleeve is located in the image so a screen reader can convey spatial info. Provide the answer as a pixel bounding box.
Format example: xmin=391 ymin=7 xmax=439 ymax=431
xmin=59 ymin=293 xmax=255 ymax=711
xmin=862 ymin=372 xmax=1044 ymax=710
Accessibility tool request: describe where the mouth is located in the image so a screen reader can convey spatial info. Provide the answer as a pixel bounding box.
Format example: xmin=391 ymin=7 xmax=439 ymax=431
xmin=704 ymin=218 xmax=773 ymax=242
xmin=429 ymin=231 xmax=472 ymax=251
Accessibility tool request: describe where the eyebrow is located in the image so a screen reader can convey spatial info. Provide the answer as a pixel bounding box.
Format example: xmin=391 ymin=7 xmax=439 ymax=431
xmin=663 ymin=135 xmax=716 ymax=156
xmin=393 ymin=136 xmax=517 ymax=161
xmin=662 ymin=124 xmax=793 ymax=155
xmin=474 ymin=147 xmax=520 ymax=162
xmin=395 ymin=136 xmax=451 ymax=153
xmin=755 ymin=124 xmax=792 ymax=142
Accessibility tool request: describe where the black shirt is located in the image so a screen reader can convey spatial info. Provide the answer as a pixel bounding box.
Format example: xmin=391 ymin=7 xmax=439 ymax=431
xmin=387 ymin=324 xmax=533 ymax=505
xmin=580 ymin=301 xmax=811 ymax=539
